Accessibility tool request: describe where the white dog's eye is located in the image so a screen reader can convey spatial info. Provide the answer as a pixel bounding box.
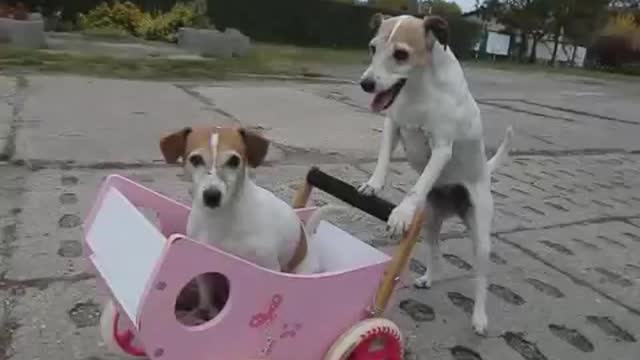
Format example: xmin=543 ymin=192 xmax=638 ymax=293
xmin=225 ymin=154 xmax=240 ymax=168
xmin=189 ymin=154 xmax=205 ymax=167
xmin=393 ymin=49 xmax=409 ymax=62
xmin=369 ymin=45 xmax=376 ymax=55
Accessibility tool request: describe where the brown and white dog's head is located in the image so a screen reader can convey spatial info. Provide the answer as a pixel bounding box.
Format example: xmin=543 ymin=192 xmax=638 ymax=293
xmin=159 ymin=126 xmax=269 ymax=210
xmin=360 ymin=14 xmax=449 ymax=112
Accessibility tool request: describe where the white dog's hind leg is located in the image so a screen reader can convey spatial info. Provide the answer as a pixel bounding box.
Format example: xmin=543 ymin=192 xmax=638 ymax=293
xmin=465 ymin=183 xmax=493 ymax=336
xmin=359 ymin=117 xmax=399 ymax=196
xmin=295 ymin=205 xmax=350 ymax=274
xmin=414 ymin=207 xmax=443 ymax=289
xmin=304 ymin=205 xmax=349 ymax=235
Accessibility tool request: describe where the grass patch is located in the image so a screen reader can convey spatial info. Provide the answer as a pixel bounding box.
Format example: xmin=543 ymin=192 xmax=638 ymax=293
xmin=465 ymin=59 xmax=639 ymax=81
xmin=254 ymin=43 xmax=367 ymax=66
xmin=80 ymin=27 xmax=134 ymax=41
xmin=0 ymin=43 xmax=366 ymax=80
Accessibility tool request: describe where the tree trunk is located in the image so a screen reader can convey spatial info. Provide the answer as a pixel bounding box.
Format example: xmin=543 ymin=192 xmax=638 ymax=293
xmin=529 ymin=34 xmax=541 ymax=63
xmin=518 ymin=32 xmax=528 ymax=62
xmin=570 ymin=45 xmax=578 ymax=66
xmin=550 ymin=26 xmax=561 ymax=66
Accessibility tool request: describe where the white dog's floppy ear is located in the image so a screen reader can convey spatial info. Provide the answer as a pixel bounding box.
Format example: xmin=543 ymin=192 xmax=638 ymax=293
xmin=159 ymin=127 xmax=192 ymax=164
xmin=370 ymin=12 xmax=391 ymax=31
xmin=239 ymin=128 xmax=269 ymax=168
xmin=424 ymin=16 xmax=449 ymax=50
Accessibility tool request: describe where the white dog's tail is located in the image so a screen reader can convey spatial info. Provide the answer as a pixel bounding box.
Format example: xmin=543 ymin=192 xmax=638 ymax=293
xmin=487 ymin=126 xmax=514 ymax=174
xmin=293 ymin=204 xmax=349 ymax=274
xmin=304 ymin=205 xmax=350 ymax=235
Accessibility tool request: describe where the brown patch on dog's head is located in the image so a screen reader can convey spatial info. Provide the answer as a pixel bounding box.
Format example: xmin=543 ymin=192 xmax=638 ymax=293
xmin=370 ymin=12 xmax=391 ymax=31
xmin=368 ymin=15 xmax=450 ymax=67
xmin=375 ymin=16 xmax=430 ymax=66
xmin=160 ymin=126 xmax=269 ymax=169
xmin=159 ymin=127 xmax=192 ymax=164
xmin=239 ymin=128 xmax=269 ymax=168
xmin=361 ymin=14 xmax=452 ymax=112
xmin=214 ymin=127 xmax=270 ymax=168
xmin=163 ymin=126 xmax=271 ymax=209
xmin=424 ymin=16 xmax=449 ymax=50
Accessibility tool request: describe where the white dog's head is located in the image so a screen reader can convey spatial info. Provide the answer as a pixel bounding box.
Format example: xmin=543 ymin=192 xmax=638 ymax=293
xmin=360 ymin=14 xmax=449 ymax=112
xmin=160 ymin=126 xmax=269 ymax=210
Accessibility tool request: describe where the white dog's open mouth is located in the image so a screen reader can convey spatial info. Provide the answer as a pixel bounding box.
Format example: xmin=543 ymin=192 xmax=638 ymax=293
xmin=371 ymin=79 xmax=407 ymax=113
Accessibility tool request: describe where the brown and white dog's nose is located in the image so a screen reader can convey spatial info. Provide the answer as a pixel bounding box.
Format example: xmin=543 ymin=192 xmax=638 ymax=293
xmin=360 ymin=78 xmax=376 ymax=93
xmin=202 ymin=188 xmax=222 ymax=208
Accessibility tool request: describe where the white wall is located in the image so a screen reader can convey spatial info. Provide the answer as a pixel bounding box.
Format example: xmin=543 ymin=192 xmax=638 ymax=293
xmin=534 ymin=38 xmax=586 ymax=67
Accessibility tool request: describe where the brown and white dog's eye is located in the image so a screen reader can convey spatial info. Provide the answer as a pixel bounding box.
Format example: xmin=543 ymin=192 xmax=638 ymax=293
xmin=225 ymin=154 xmax=240 ymax=168
xmin=189 ymin=154 xmax=205 ymax=167
xmin=393 ymin=49 xmax=409 ymax=62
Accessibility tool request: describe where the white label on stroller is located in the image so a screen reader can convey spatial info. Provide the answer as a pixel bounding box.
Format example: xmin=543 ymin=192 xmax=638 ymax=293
xmin=87 ymin=188 xmax=166 ymax=323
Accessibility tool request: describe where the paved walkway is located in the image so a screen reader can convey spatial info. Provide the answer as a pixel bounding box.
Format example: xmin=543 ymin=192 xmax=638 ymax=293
xmin=1 ymin=68 xmax=639 ymax=360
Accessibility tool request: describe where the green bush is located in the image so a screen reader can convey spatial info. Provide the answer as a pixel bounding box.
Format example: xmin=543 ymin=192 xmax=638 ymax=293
xmin=78 ymin=1 xmax=145 ymax=35
xmin=137 ymin=3 xmax=199 ymax=41
xmin=78 ymin=1 xmax=202 ymax=42
xmin=26 ymin=0 xmax=181 ymax=22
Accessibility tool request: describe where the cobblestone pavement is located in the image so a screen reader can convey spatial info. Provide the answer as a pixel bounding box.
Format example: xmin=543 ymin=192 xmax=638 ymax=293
xmin=0 ymin=69 xmax=639 ymax=360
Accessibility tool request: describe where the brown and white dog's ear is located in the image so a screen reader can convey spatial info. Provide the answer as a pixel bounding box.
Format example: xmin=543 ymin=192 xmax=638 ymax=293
xmin=424 ymin=16 xmax=449 ymax=50
xmin=239 ymin=128 xmax=269 ymax=168
xmin=159 ymin=127 xmax=192 ymax=164
xmin=370 ymin=12 xmax=391 ymax=31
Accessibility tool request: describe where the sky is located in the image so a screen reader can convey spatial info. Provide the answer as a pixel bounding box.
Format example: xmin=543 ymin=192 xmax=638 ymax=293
xmin=454 ymin=0 xmax=477 ymax=12
xmin=354 ymin=1 xmax=478 ymax=13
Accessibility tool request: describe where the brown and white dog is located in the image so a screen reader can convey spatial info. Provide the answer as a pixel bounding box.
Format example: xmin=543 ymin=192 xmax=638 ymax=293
xmin=160 ymin=126 xmax=337 ymax=317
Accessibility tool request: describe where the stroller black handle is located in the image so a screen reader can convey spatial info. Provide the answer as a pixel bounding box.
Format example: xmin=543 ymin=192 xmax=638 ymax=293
xmin=305 ymin=167 xmax=396 ymax=222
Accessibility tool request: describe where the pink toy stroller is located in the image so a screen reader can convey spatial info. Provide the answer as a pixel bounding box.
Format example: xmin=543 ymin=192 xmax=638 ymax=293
xmin=84 ymin=167 xmax=424 ymax=360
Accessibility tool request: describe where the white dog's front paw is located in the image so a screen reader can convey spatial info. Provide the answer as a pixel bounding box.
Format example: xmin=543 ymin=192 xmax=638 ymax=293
xmin=387 ymin=199 xmax=418 ymax=235
xmin=358 ymin=178 xmax=384 ymax=196
xmin=472 ymin=309 xmax=488 ymax=336
xmin=413 ymin=274 xmax=432 ymax=289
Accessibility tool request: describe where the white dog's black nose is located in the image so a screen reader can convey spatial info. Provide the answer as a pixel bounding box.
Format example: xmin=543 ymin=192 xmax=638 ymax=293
xmin=360 ymin=79 xmax=376 ymax=93
xmin=203 ymin=188 xmax=221 ymax=208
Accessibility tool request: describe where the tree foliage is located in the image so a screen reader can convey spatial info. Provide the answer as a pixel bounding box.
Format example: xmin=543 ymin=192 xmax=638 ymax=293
xmin=422 ymin=0 xmax=462 ymax=17
xmin=368 ymin=0 xmax=408 ymax=11
xmin=478 ymin=0 xmax=609 ymax=62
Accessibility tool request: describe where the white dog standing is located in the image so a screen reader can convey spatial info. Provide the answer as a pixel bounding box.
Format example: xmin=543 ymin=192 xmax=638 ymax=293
xmin=357 ymin=14 xmax=513 ymax=335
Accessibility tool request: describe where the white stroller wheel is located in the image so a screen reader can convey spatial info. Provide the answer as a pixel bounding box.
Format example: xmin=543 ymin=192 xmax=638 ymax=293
xmin=324 ymin=318 xmax=403 ymax=360
xmin=99 ymin=300 xmax=147 ymax=358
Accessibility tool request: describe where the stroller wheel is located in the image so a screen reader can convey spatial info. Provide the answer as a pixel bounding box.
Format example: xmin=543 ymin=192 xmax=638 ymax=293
xmin=99 ymin=300 xmax=146 ymax=358
xmin=324 ymin=318 xmax=403 ymax=360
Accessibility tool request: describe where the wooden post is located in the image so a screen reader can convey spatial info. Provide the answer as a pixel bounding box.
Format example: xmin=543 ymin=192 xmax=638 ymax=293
xmin=292 ymin=181 xmax=312 ymax=209
xmin=372 ymin=208 xmax=425 ymax=316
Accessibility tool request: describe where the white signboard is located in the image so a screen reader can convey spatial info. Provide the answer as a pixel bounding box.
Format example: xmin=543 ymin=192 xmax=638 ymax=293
xmin=486 ymin=32 xmax=510 ymax=56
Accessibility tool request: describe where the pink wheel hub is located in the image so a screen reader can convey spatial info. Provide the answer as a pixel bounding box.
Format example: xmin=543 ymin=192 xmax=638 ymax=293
xmin=348 ymin=325 xmax=402 ymax=360
xmin=113 ymin=311 xmax=146 ymax=357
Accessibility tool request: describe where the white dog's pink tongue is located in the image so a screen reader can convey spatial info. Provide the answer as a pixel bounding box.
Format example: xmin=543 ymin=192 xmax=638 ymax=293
xmin=371 ymin=91 xmax=392 ymax=113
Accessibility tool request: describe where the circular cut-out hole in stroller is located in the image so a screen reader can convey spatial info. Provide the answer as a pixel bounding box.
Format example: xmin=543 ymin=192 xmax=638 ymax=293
xmin=174 ymin=272 xmax=230 ymax=327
